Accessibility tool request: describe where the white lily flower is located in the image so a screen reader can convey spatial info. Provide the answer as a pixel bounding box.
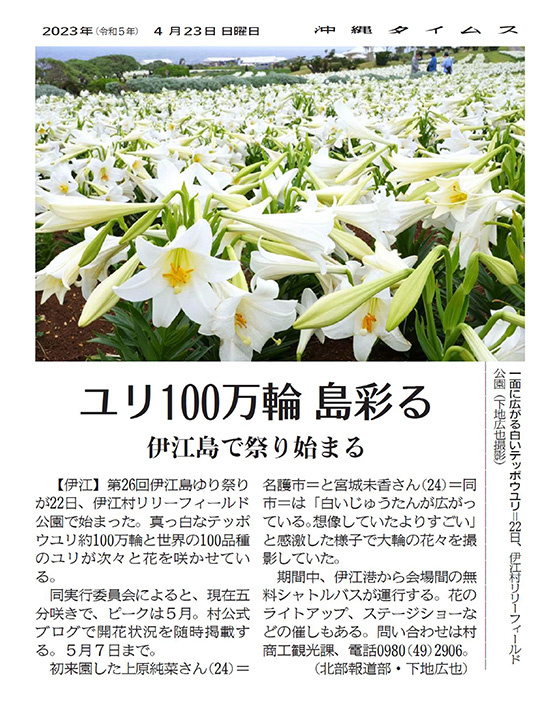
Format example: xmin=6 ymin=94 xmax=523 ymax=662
xmin=144 ymin=160 xmax=245 ymax=210
xmin=476 ymin=307 xmax=525 ymax=361
xmin=40 ymin=163 xmax=79 ymax=196
xmin=250 ymin=246 xmax=321 ymax=280
xmin=88 ymin=156 xmax=124 ymax=188
xmin=296 ymin=288 xmax=325 ymax=360
xmin=224 ymin=206 xmax=335 ymax=274
xmin=334 ymin=192 xmax=402 ymax=248
xmin=387 ymin=152 xmax=481 ymax=186
xmin=449 ymin=195 xmax=517 ymax=268
xmin=117 ymin=153 xmax=151 ymax=179
xmin=36 ymin=195 xmax=161 ymax=233
xmin=114 ymin=220 xmax=240 ymax=327
xmin=439 ymin=126 xmax=482 ymax=154
xmin=324 ymin=281 xmax=411 ymax=361
xmin=250 ymin=241 xmax=347 ymax=281
xmin=361 ymin=241 xmax=417 ymax=280
xmin=309 ymin=147 xmax=356 ymax=182
xmin=427 ymin=169 xmax=499 ymax=223
xmin=334 ymin=100 xmax=392 ymax=145
xmin=36 ymin=240 xmax=88 ymax=304
xmin=189 ymin=163 xmax=250 ymax=210
xmin=262 ymin=167 xmax=298 ymax=203
xmin=389 ymin=198 xmax=436 ymax=236
xmin=78 ymin=227 xmax=128 ymax=299
xmin=200 ymin=278 xmax=297 ymax=361
xmin=142 ymin=159 xmax=196 ymax=203
xmin=95 ymin=184 xmax=131 ymax=203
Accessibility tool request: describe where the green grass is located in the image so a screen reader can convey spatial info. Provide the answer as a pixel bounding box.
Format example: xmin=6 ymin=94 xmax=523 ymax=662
xmin=483 ymin=51 xmax=519 ymax=63
xmin=292 ymin=66 xmax=312 ymax=75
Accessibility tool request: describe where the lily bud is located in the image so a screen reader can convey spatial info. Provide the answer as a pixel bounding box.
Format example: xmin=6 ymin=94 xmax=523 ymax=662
xmin=463 ymin=253 xmax=480 ymax=294
xmin=337 ymin=177 xmax=372 ymax=206
xmin=386 ymin=246 xmax=445 ymax=331
xmin=225 ymin=246 xmax=248 ymax=291
xmin=478 ymin=253 xmax=518 ymax=286
xmin=334 ymin=148 xmax=385 ymax=184
xmin=443 ymin=284 xmax=466 ymax=332
xmin=259 ymin=153 xmax=287 ymax=180
xmin=460 ymin=325 xmax=495 ymax=361
xmin=211 ymin=192 xmax=251 ymax=212
xmin=38 ymin=197 xmax=162 ymax=233
xmin=506 ymin=235 xmax=525 ymax=274
xmin=329 ymin=227 xmax=374 ymax=259
xmin=79 ymin=221 xmax=115 ymax=267
xmin=294 ymin=269 xmax=411 ymax=330
xmin=119 ymin=205 xmax=166 ymax=245
xmin=242 ymin=233 xmax=309 ymax=259
xmin=78 ymin=254 xmax=140 ymax=327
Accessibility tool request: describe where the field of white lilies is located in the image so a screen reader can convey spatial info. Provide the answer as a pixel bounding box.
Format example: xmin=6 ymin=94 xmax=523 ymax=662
xmin=35 ymin=56 xmax=524 ymax=361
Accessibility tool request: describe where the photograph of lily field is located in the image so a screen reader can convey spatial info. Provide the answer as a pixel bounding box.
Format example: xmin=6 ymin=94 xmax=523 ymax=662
xmin=35 ymin=46 xmax=525 ymax=361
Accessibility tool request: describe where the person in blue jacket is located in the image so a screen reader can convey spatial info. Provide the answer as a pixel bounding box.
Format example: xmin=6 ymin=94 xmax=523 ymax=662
xmin=442 ymin=52 xmax=453 ymax=74
xmin=427 ymin=52 xmax=437 ymax=72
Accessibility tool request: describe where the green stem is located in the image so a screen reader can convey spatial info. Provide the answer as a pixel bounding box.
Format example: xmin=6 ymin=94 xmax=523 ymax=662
xmin=442 ymin=346 xmax=476 ymax=361
xmin=478 ymin=309 xmax=525 ymax=340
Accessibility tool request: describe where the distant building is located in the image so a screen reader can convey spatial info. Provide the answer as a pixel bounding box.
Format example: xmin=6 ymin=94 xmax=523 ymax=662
xmin=342 ymin=46 xmax=368 ymax=60
xmin=202 ymin=57 xmax=239 ymax=66
xmin=238 ymin=56 xmax=287 ymax=69
xmin=202 ymin=56 xmax=287 ymax=69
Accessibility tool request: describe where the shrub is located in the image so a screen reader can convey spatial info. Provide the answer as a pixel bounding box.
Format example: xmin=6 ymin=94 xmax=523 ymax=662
xmin=35 ymin=84 xmax=67 ymax=98
xmin=126 ymin=73 xmax=306 ymax=93
xmin=153 ymin=64 xmax=191 ymax=77
xmin=86 ymin=77 xmax=117 ymax=93
xmin=36 ymin=58 xmax=82 ymax=94
xmin=105 ymin=81 xmax=130 ymax=94
xmin=375 ymin=52 xmax=391 ymax=67
xmin=325 ymin=74 xmax=350 ymax=84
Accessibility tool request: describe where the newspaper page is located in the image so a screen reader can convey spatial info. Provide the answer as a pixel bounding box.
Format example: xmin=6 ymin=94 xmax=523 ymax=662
xmin=4 ymin=1 xmax=555 ymax=699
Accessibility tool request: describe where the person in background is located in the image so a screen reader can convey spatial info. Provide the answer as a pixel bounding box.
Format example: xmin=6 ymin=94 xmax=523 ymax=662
xmin=427 ymin=52 xmax=437 ymax=72
xmin=442 ymin=51 xmax=453 ymax=74
xmin=411 ymin=50 xmax=422 ymax=74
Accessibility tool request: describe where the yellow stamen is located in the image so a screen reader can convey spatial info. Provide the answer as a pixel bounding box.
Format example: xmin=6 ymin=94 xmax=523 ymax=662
xmin=361 ymin=313 xmax=377 ymax=333
xmin=449 ymin=182 xmax=467 ymax=204
xmin=163 ymin=263 xmax=194 ymax=290
xmin=234 ymin=311 xmax=252 ymax=346
xmin=235 ymin=312 xmax=248 ymax=329
xmin=59 ymin=184 xmax=69 ymax=194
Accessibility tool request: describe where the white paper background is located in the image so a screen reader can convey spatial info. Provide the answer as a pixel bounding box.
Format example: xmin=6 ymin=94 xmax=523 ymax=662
xmin=2 ymin=1 xmax=556 ymax=698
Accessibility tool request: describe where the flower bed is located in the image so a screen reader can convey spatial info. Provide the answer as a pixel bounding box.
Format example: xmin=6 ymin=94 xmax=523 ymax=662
xmin=36 ymin=59 xmax=525 ymax=361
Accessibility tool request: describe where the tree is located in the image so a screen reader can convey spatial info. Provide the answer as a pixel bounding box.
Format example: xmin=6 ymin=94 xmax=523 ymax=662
xmin=35 ymin=58 xmax=82 ymax=94
xmin=153 ymin=64 xmax=190 ymax=77
xmin=88 ymin=54 xmax=140 ymax=79
xmin=66 ymin=59 xmax=99 ymax=84
xmin=142 ymin=60 xmax=169 ymax=73
xmin=307 ymin=49 xmax=359 ymax=74
xmin=287 ymin=56 xmax=305 ymax=72
xmin=375 ymin=51 xmax=391 ymax=67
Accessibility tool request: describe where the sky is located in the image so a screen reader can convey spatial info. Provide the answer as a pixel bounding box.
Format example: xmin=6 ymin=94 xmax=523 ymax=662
xmin=34 ymin=46 xmax=369 ymax=63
